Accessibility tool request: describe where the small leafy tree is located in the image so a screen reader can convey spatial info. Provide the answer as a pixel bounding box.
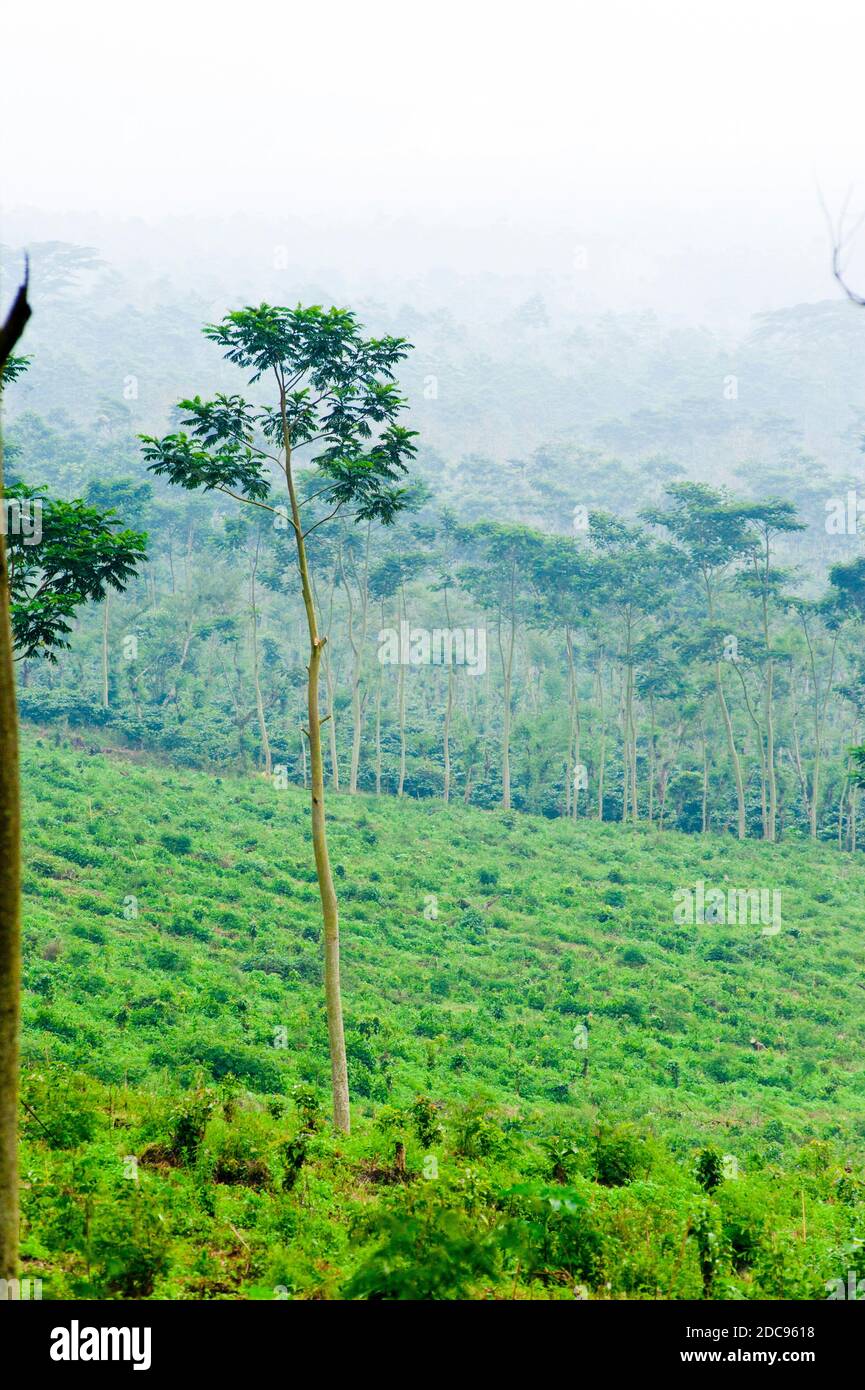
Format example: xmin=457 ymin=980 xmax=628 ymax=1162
xmin=0 ymin=330 xmax=147 ymax=1280
xmin=141 ymin=304 xmax=417 ymax=1132
xmin=3 ymin=481 xmax=146 ymax=660
xmin=694 ymin=1146 xmax=724 ymax=1193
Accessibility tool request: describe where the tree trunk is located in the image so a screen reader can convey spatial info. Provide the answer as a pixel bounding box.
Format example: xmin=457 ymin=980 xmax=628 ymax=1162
xmin=565 ymin=626 xmax=579 ymax=819
xmin=647 ymin=695 xmax=655 ymax=826
xmin=628 ymin=660 xmax=638 ymax=824
xmin=281 ymin=403 xmax=349 ymax=1133
xmin=101 ymin=592 xmax=110 ymax=709
xmin=714 ymin=661 xmax=746 ymax=838
xmin=803 ymin=619 xmax=838 ymax=842
xmin=344 ymin=531 xmax=369 ymax=795
xmin=700 ymin=716 xmax=709 ymax=833
xmin=501 ymin=650 xmax=512 ymax=809
xmin=705 ymin=577 xmax=746 ymax=839
xmin=0 ymin=428 xmax=21 ymax=1279
xmin=765 ymin=654 xmax=777 ymax=842
xmin=498 ymin=563 xmax=516 ymax=810
xmin=397 ymin=585 xmax=407 ymax=797
xmin=443 ymin=672 xmax=453 ymax=803
xmin=375 ymin=600 xmax=384 ymax=795
xmin=619 ymin=666 xmax=629 ymax=824
xmin=312 ymin=570 xmax=340 ymax=794
xmin=597 ymin=662 xmax=607 ymax=820
xmin=324 ymin=648 xmax=340 ymax=792
xmin=757 ymin=559 xmax=777 ymax=843
xmin=443 ymin=585 xmax=454 ymax=804
xmin=250 ymin=539 xmax=272 ymax=777
xmin=463 ymin=763 xmax=475 ymax=804
xmin=306 ymin=635 xmax=349 ymax=1130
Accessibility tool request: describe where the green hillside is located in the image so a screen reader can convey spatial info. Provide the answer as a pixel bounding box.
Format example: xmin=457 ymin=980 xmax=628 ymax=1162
xmin=17 ymin=730 xmax=865 ymax=1300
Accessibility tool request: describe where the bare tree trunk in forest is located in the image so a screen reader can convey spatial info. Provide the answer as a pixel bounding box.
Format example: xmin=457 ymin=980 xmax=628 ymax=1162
xmin=750 ymin=551 xmax=778 ymax=844
xmin=619 ymin=666 xmax=629 ymax=824
xmin=249 ymin=535 xmax=272 ymax=777
xmin=313 ymin=571 xmax=340 ymax=793
xmin=810 ymin=639 xmax=838 ymax=840
xmin=279 ymin=388 xmax=349 ymax=1134
xmin=498 ymin=562 xmax=516 ymax=810
xmin=375 ymin=599 xmax=384 ymax=795
xmin=628 ymin=664 xmax=638 ymax=824
xmin=801 ymin=616 xmax=838 ymax=841
xmin=573 ymin=686 xmax=582 ymax=819
xmin=0 ymin=426 xmax=21 ymax=1281
xmin=851 ymin=725 xmax=862 ymax=854
xmin=443 ymin=668 xmax=454 ymax=803
xmin=324 ymin=649 xmax=340 ymax=792
xmin=700 ymin=715 xmax=709 ymax=833
xmin=463 ymin=762 xmax=475 ymax=803
xmin=704 ymin=576 xmax=746 ymax=839
xmin=343 ymin=529 xmax=369 ymax=794
xmin=596 ymin=661 xmax=607 ymax=820
xmin=806 ymin=693 xmax=817 ymax=840
xmin=0 ymin=272 xmax=29 ymax=1280
xmin=648 ymin=694 xmax=655 ymax=826
xmin=812 ymin=636 xmax=839 ymax=839
xmin=565 ymin=626 xmax=580 ymax=819
xmin=732 ymin=660 xmax=767 ymax=837
xmin=714 ymin=658 xmax=747 ymax=839
xmin=791 ymin=712 xmax=810 ymax=828
xmin=764 ymin=655 xmax=777 ymax=840
xmin=397 ymin=585 xmax=407 ymax=797
xmin=167 ymin=615 xmax=194 ymax=704
xmin=101 ymin=592 xmax=110 ymax=708
xmin=443 ymin=585 xmax=454 ymax=804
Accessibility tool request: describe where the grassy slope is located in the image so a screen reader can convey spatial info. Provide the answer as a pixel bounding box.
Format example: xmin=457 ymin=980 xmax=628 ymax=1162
xmin=16 ymin=731 xmax=865 ymax=1299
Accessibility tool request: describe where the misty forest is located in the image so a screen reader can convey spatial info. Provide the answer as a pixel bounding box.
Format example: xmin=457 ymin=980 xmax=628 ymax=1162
xmin=3 ymin=1 xmax=865 ymax=1314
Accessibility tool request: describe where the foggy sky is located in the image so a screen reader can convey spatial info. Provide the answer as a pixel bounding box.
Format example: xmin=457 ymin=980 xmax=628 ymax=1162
xmin=5 ymin=0 xmax=865 ymax=322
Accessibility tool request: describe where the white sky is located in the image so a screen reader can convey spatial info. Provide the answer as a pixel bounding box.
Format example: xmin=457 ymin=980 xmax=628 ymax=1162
xmin=5 ymin=0 xmax=865 ymax=315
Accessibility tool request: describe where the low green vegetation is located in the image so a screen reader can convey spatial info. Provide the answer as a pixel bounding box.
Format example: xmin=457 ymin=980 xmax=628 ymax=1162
xmin=18 ymin=731 xmax=865 ymax=1299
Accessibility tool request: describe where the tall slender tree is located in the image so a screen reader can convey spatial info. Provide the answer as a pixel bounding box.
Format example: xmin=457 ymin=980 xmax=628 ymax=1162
xmin=646 ymin=484 xmax=753 ymax=838
xmin=0 ymin=274 xmax=30 ymax=1285
xmin=142 ymin=304 xmax=417 ymax=1132
xmin=736 ymin=500 xmax=804 ymax=841
xmin=459 ymin=523 xmax=538 ymax=809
